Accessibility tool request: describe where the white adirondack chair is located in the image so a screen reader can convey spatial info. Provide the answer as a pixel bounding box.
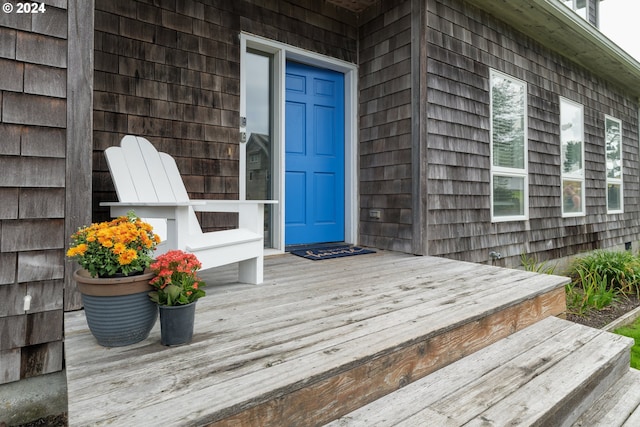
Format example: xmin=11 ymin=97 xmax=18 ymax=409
xmin=101 ymin=135 xmax=274 ymax=284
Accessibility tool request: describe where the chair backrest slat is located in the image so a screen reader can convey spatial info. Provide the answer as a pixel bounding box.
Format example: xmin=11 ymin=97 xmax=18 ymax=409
xmin=159 ymin=152 xmax=190 ymax=203
xmin=159 ymin=151 xmax=201 ymax=235
xmin=104 ymin=145 xmax=139 ymax=202
xmin=105 ymin=135 xmax=202 ymax=236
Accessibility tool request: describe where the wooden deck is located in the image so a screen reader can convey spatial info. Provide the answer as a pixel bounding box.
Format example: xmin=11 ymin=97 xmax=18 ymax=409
xmin=64 ymin=250 xmax=568 ymax=426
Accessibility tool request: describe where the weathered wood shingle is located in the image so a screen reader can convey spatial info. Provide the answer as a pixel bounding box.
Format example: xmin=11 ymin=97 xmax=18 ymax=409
xmin=93 ymin=0 xmax=358 ymax=233
xmin=424 ymin=0 xmax=640 ymax=264
xmin=359 ymin=0 xmax=413 ymax=253
xmin=0 ymin=3 xmax=70 ymax=385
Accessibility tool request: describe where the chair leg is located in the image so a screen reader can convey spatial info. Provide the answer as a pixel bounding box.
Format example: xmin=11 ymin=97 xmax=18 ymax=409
xmin=238 ymin=256 xmax=263 ymax=285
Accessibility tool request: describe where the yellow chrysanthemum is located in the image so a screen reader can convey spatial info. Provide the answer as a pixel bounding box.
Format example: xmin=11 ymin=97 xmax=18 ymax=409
xmin=66 ymin=243 xmax=88 ymax=257
xmin=67 ymin=212 xmax=160 ymax=277
xmin=112 ymin=242 xmax=126 ymax=255
xmin=118 ymin=249 xmax=138 ymax=265
xmin=99 ymin=238 xmax=114 ymax=248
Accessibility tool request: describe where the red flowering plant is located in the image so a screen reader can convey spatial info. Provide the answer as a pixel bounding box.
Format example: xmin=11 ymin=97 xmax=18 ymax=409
xmin=149 ymin=250 xmax=206 ymax=306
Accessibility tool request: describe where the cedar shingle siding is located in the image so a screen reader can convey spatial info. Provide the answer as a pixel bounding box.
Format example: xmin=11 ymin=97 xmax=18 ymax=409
xmin=0 ymin=3 xmax=68 ymax=384
xmin=424 ymin=0 xmax=639 ymax=264
xmin=359 ymin=0 xmax=414 ymax=253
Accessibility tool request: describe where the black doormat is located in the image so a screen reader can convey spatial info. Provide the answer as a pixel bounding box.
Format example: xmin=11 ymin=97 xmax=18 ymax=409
xmin=290 ymin=245 xmax=376 ymax=261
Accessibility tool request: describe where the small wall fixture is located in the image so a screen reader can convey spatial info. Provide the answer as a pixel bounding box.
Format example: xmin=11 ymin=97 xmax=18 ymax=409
xmin=489 ymin=251 xmax=502 ymax=260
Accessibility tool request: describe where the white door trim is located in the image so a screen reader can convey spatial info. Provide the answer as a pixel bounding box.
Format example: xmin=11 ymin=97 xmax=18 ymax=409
xmin=240 ymin=32 xmax=358 ymax=252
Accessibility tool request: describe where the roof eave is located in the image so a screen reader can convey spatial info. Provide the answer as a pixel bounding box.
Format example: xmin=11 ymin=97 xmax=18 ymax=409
xmin=464 ymin=0 xmax=640 ymax=100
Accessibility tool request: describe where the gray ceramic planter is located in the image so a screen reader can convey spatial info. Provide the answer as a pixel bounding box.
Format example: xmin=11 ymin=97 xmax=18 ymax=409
xmin=74 ymin=269 xmax=158 ymax=347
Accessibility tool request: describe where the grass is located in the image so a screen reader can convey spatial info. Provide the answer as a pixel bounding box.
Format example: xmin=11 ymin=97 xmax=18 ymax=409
xmin=614 ymin=317 xmax=640 ymax=370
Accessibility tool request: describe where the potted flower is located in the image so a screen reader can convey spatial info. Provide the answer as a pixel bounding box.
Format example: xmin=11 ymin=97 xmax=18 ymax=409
xmin=67 ymin=212 xmax=161 ymax=347
xmin=149 ymin=250 xmax=206 ymax=346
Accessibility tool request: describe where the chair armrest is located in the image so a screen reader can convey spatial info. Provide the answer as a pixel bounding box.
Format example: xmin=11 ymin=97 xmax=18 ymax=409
xmin=99 ymin=202 xmax=200 ymax=219
xmin=190 ymin=200 xmax=278 ymax=234
xmin=190 ymin=200 xmax=278 ymax=213
xmin=100 ymin=201 xmax=205 ymax=207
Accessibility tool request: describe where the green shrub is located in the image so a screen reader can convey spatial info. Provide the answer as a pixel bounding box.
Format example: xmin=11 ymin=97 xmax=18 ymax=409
xmin=565 ymin=250 xmax=640 ymax=316
xmin=565 ymin=269 xmax=618 ymax=316
xmin=569 ymin=250 xmax=640 ymax=295
xmin=522 ymin=250 xmax=640 ymax=316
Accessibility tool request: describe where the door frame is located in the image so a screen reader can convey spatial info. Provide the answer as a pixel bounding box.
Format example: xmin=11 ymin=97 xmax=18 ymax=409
xmin=240 ymin=33 xmax=358 ymax=253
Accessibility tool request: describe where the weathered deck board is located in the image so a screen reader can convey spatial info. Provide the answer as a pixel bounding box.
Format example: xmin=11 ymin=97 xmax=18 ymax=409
xmin=330 ymin=316 xmax=633 ymax=426
xmin=573 ymin=369 xmax=640 ymax=426
xmin=65 ymin=251 xmax=568 ymax=426
xmin=460 ymin=330 xmax=630 ymax=426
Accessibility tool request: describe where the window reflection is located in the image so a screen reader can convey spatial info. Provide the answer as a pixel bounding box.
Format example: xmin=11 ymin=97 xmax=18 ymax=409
xmin=560 ymin=98 xmax=584 ymax=216
xmin=245 ymin=50 xmax=274 ymax=246
xmin=605 ymin=116 xmax=623 ymax=213
xmin=608 ymin=184 xmax=622 ymax=211
xmin=491 ymin=74 xmax=525 ymax=170
xmin=563 ymin=180 xmax=582 ymax=213
xmin=493 ymin=176 xmax=525 ymax=217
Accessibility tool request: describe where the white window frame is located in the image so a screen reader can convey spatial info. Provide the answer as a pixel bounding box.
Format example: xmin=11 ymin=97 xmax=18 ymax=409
xmin=605 ymin=115 xmax=623 ymax=213
xmin=560 ymin=97 xmax=586 ymax=217
xmin=562 ymin=0 xmax=589 ymax=20
xmin=490 ymin=69 xmax=529 ymax=222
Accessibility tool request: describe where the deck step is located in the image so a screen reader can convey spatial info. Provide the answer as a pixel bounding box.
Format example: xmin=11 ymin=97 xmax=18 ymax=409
xmin=327 ymin=316 xmax=633 ymax=426
xmin=572 ymin=369 xmax=640 ymax=426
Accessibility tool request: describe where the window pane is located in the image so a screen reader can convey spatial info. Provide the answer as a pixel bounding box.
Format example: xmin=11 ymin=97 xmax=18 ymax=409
xmin=608 ymin=184 xmax=622 ymax=211
xmin=575 ymin=0 xmax=587 ymax=18
xmin=606 ymin=117 xmax=621 ymax=179
xmin=563 ymin=179 xmax=583 ymax=214
xmin=491 ymin=74 xmax=526 ymax=170
xmin=560 ymin=99 xmax=584 ymax=216
xmin=563 ymin=0 xmax=587 ymax=19
xmin=245 ymin=50 xmax=274 ymax=247
xmin=605 ymin=116 xmax=623 ymax=213
xmin=560 ymin=100 xmax=583 ymax=177
xmin=493 ymin=176 xmax=525 ymax=217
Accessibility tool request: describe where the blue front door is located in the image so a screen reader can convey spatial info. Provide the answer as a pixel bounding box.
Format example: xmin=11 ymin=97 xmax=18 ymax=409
xmin=285 ymin=62 xmax=345 ymax=246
